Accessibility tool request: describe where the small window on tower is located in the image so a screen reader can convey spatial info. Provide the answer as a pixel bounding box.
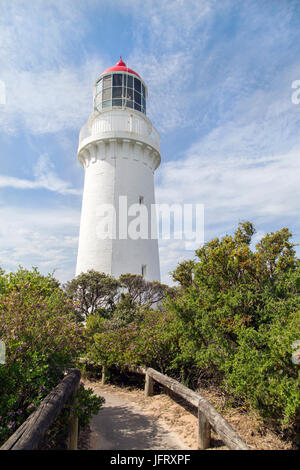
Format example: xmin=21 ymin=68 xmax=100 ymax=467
xmin=134 ymin=77 xmax=141 ymax=93
xmin=134 ymin=90 xmax=141 ymax=105
xmin=103 ymin=88 xmax=112 ymax=101
xmin=141 ymin=264 xmax=147 ymax=277
xmin=96 ymin=79 xmax=103 ymax=95
xmin=103 ymin=75 xmax=112 ymax=89
xmin=113 ymin=74 xmax=123 ymax=86
xmin=139 ymin=196 xmax=144 ymax=205
xmin=112 ymin=87 xmax=122 ymax=98
xmin=112 ymin=98 xmax=122 ymax=107
xmin=124 ymin=99 xmax=133 ymax=108
xmin=126 ymin=75 xmax=133 ymax=89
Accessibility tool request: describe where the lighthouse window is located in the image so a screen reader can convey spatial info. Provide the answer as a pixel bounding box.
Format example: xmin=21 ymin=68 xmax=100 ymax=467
xmin=124 ymin=89 xmax=133 ymax=101
xmin=103 ymin=75 xmax=112 ymax=88
xmin=125 ymin=75 xmax=133 ymax=89
xmin=134 ymin=77 xmax=141 ymax=93
xmin=141 ymin=264 xmax=147 ymax=277
xmin=96 ymin=79 xmax=103 ymax=95
xmin=134 ymin=91 xmax=141 ymax=105
xmin=112 ymin=86 xmax=122 ymax=98
xmin=125 ymin=99 xmax=133 ymax=108
xmin=113 ymin=74 xmax=123 ymax=86
xmin=112 ymin=98 xmax=122 ymax=107
xmin=103 ymin=88 xmax=112 ymax=101
xmin=102 ymin=100 xmax=112 ymax=108
xmin=94 ymin=72 xmax=146 ymax=115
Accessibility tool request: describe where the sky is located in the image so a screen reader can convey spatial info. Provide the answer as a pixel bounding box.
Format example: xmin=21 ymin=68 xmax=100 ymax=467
xmin=0 ymin=0 xmax=300 ymax=284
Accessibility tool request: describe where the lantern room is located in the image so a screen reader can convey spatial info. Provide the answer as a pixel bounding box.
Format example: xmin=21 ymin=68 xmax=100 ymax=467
xmin=94 ymin=58 xmax=147 ymax=115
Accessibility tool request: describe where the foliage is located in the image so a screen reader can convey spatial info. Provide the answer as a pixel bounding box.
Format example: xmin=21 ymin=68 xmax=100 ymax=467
xmin=0 ymin=267 xmax=102 ymax=446
xmin=85 ymin=222 xmax=300 ymax=432
xmin=65 ymin=270 xmax=120 ymax=320
xmin=86 ymin=308 xmax=180 ymax=375
xmin=65 ymin=270 xmax=172 ymax=321
xmin=167 ymin=222 xmax=300 ymax=428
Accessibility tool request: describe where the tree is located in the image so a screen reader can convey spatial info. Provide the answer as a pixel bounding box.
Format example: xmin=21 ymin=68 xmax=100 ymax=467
xmin=64 ymin=270 xmax=120 ymax=319
xmin=119 ymin=273 xmax=172 ymax=306
xmin=66 ymin=271 xmax=172 ymax=321
xmin=166 ymin=221 xmax=300 ymax=428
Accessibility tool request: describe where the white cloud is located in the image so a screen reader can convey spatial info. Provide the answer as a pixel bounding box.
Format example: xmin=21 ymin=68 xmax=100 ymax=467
xmin=156 ymin=144 xmax=300 ymax=283
xmin=0 ymin=60 xmax=105 ymax=135
xmin=0 ymin=0 xmax=106 ymax=135
xmin=0 ymin=205 xmax=80 ymax=282
xmin=157 ymin=147 xmax=300 ymax=221
xmin=0 ymin=155 xmax=81 ymax=195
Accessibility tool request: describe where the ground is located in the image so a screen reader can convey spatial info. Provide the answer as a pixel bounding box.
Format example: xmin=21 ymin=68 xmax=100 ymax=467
xmin=80 ymin=378 xmax=293 ymax=450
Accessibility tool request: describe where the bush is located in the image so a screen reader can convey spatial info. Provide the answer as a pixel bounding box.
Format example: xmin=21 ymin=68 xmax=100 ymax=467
xmin=86 ymin=308 xmax=181 ymax=375
xmin=83 ymin=222 xmax=300 ymax=435
xmin=223 ymin=310 xmax=300 ymax=428
xmin=167 ymin=222 xmax=300 ymax=429
xmin=0 ymin=267 xmax=102 ymax=446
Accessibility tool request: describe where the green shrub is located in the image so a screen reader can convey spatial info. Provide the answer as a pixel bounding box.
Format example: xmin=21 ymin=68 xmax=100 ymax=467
xmin=0 ymin=267 xmax=102 ymax=446
xmin=86 ymin=308 xmax=180 ymax=374
xmin=223 ymin=310 xmax=300 ymax=428
xmin=167 ymin=222 xmax=300 ymax=429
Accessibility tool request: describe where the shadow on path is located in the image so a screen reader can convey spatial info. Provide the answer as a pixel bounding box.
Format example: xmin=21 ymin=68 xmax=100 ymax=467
xmin=90 ymin=392 xmax=184 ymax=450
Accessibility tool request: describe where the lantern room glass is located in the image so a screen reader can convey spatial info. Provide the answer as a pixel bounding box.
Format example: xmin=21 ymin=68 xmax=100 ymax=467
xmin=94 ymin=72 xmax=146 ymax=115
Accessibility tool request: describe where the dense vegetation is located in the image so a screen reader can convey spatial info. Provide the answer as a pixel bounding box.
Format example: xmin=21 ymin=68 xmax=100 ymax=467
xmin=0 ymin=268 xmax=102 ymax=447
xmin=0 ymin=221 xmax=299 ymax=448
xmin=83 ymin=222 xmax=300 ymax=435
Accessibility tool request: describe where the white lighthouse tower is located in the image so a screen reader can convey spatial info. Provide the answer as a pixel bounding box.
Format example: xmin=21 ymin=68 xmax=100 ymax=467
xmin=76 ymin=58 xmax=161 ymax=281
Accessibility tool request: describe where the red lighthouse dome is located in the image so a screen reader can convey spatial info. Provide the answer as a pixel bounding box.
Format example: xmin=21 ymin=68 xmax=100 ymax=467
xmin=101 ymin=57 xmax=140 ymax=78
xmin=94 ymin=57 xmax=146 ymax=115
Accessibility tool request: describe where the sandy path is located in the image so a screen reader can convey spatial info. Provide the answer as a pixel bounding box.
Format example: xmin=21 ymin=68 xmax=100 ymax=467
xmin=83 ymin=380 xmax=292 ymax=450
xmin=89 ymin=388 xmax=186 ymax=450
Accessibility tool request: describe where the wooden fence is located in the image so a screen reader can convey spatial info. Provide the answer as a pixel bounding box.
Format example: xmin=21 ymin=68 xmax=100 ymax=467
xmin=101 ymin=364 xmax=249 ymax=450
xmin=0 ymin=369 xmax=81 ymax=450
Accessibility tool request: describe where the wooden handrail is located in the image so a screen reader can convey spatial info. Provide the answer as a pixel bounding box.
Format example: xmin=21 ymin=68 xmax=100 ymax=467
xmin=1 ymin=369 xmax=81 ymax=450
xmin=144 ymin=367 xmax=249 ymax=450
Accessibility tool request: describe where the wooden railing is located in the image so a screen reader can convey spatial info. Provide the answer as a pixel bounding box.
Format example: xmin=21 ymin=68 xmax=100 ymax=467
xmin=101 ymin=364 xmax=249 ymax=450
xmin=0 ymin=369 xmax=81 ymax=450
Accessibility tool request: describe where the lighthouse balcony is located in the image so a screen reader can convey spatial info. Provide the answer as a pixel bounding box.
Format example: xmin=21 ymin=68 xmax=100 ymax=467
xmin=78 ymin=108 xmax=160 ymax=154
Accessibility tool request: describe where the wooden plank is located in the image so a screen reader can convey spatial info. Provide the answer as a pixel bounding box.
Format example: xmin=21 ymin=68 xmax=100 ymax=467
xmin=1 ymin=369 xmax=81 ymax=450
xmin=67 ymin=383 xmax=79 ymax=450
xmin=146 ymin=368 xmax=249 ymax=450
xmin=198 ymin=407 xmax=211 ymax=449
xmin=127 ymin=365 xmax=147 ymax=375
xmin=146 ymin=368 xmax=200 ymax=406
xmin=144 ymin=372 xmax=154 ymax=397
xmin=101 ymin=365 xmax=107 ymax=385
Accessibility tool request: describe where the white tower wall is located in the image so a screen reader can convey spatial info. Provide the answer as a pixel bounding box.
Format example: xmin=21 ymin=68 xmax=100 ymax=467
xmin=76 ymin=108 xmax=161 ymax=281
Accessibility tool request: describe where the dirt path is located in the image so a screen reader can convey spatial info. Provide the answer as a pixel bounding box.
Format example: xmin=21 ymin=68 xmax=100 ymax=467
xmin=83 ymin=379 xmax=293 ymax=450
xmin=88 ymin=386 xmax=186 ymax=450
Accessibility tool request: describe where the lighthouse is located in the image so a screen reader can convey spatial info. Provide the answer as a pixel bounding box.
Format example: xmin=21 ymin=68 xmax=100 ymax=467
xmin=75 ymin=58 xmax=161 ymax=281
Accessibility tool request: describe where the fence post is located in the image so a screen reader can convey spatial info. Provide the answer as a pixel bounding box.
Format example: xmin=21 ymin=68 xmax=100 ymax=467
xmin=101 ymin=365 xmax=107 ymax=385
xmin=67 ymin=383 xmax=79 ymax=450
xmin=198 ymin=406 xmax=211 ymax=449
xmin=144 ymin=371 xmax=154 ymax=397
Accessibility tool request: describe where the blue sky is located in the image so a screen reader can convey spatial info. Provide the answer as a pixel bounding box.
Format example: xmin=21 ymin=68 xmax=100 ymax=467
xmin=0 ymin=0 xmax=300 ymax=284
